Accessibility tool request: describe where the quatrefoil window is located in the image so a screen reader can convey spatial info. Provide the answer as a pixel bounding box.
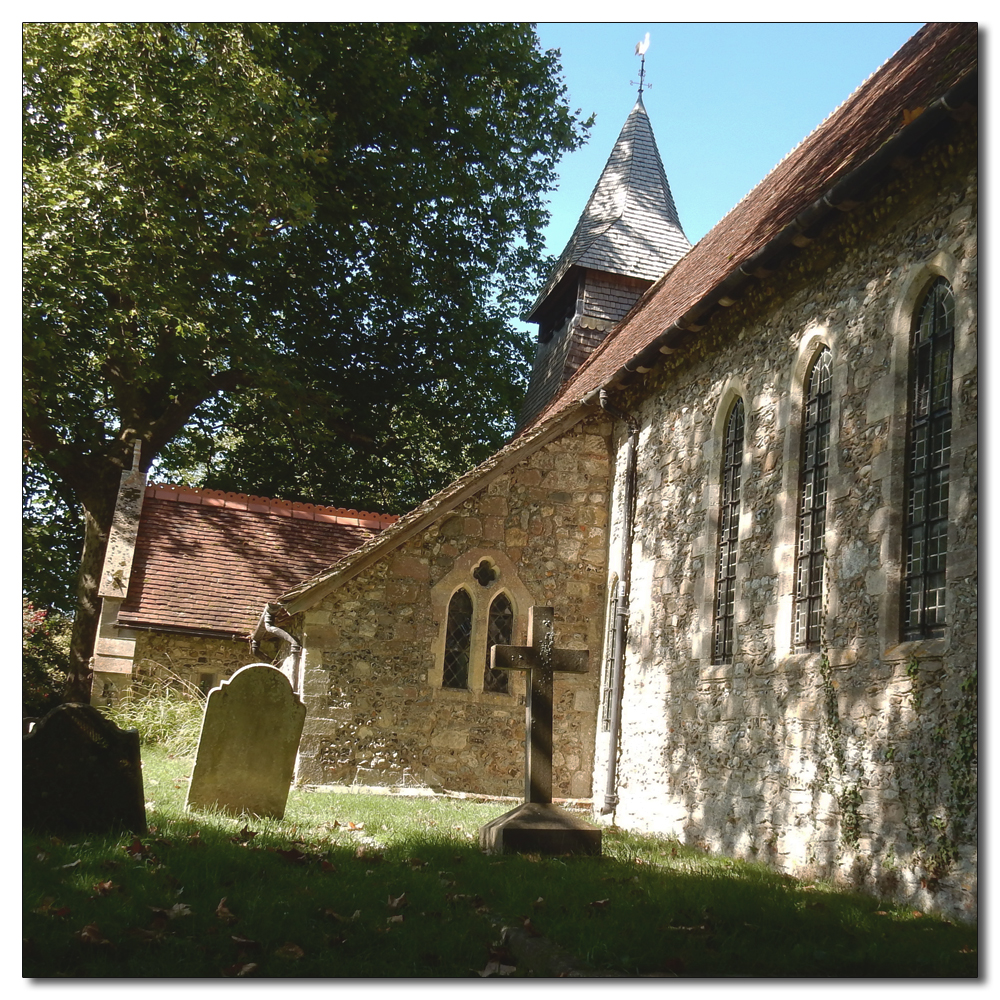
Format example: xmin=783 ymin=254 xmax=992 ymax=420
xmin=473 ymin=560 xmax=498 ymax=587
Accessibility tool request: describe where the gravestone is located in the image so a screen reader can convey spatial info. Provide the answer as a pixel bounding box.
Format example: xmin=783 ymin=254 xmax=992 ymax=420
xmin=186 ymin=664 xmax=306 ymax=820
xmin=479 ymin=607 xmax=601 ymax=855
xmin=23 ymin=703 xmax=147 ymax=835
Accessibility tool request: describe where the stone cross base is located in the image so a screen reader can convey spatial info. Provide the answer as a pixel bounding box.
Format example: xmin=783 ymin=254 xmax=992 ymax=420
xmin=479 ymin=802 xmax=602 ymax=856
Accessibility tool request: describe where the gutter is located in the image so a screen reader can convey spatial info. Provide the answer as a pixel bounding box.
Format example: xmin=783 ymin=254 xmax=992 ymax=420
xmin=609 ymin=70 xmax=978 ymax=384
xmin=596 ymin=389 xmax=639 ymax=815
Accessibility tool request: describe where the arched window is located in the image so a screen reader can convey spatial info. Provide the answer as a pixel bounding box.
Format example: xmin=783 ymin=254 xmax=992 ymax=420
xmin=794 ymin=347 xmax=832 ymax=648
xmin=483 ymin=593 xmax=513 ymax=693
xmin=903 ymin=278 xmax=955 ymax=638
xmin=714 ymin=397 xmax=744 ymax=662
xmin=442 ymin=589 xmax=473 ymax=689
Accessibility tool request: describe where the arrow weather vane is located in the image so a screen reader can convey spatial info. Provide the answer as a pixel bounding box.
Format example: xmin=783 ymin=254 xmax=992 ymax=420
xmin=632 ymin=32 xmax=651 ymax=97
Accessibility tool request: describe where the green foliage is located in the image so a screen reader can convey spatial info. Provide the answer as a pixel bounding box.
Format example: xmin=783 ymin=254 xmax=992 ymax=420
xmin=22 ymin=22 xmax=591 ymax=619
xmin=22 ymin=749 xmax=977 ymax=978
xmin=22 ymin=600 xmax=71 ymax=717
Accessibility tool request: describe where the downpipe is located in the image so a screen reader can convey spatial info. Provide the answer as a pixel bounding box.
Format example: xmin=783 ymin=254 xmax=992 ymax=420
xmin=252 ymin=603 xmax=303 ymax=695
xmin=599 ymin=390 xmax=639 ymax=815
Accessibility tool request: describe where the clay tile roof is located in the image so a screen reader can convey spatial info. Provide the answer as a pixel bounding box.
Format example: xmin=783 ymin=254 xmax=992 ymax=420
xmin=526 ymin=95 xmax=691 ymax=321
xmin=116 ymin=485 xmax=397 ymax=637
xmin=526 ymin=22 xmax=978 ymax=430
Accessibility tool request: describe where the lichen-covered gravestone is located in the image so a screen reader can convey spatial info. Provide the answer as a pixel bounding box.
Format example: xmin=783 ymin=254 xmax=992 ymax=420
xmin=23 ymin=703 xmax=147 ymax=835
xmin=186 ymin=664 xmax=306 ymax=820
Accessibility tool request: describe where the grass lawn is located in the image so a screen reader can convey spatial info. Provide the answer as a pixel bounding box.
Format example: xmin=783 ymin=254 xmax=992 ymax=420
xmin=23 ymin=746 xmax=978 ymax=978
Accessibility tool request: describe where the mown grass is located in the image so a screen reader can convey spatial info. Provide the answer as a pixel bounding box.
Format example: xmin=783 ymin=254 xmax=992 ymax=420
xmin=23 ymin=747 xmax=977 ymax=978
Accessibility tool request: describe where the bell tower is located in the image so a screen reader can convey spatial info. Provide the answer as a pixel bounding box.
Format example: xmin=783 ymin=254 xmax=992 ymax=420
xmin=519 ymin=88 xmax=690 ymax=427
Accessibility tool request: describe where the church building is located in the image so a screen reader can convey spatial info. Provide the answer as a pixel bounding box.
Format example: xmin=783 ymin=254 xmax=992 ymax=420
xmin=93 ymin=22 xmax=978 ymax=919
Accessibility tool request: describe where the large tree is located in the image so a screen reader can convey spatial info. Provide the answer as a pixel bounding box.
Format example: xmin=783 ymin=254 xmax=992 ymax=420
xmin=23 ymin=22 xmax=590 ymax=701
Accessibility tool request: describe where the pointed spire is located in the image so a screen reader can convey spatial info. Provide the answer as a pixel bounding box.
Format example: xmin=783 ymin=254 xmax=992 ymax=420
xmin=525 ymin=99 xmax=690 ymax=323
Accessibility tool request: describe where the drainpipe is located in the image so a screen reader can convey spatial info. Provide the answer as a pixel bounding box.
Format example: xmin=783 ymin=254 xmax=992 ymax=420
xmin=598 ymin=389 xmax=639 ymax=815
xmin=252 ymin=603 xmax=303 ymax=695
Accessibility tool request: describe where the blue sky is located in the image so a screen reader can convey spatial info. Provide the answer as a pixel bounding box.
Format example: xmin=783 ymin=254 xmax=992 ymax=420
xmin=532 ymin=22 xmax=925 ymax=261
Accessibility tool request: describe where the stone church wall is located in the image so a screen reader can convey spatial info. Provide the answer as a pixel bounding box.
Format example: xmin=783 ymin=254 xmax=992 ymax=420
xmin=597 ymin=131 xmax=977 ymax=918
xmin=294 ymin=420 xmax=614 ymax=797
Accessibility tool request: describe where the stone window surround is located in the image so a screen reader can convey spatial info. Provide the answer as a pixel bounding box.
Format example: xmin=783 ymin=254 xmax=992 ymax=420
xmin=771 ymin=327 xmax=848 ymax=661
xmin=428 ymin=547 xmax=533 ymax=703
xmin=693 ymin=379 xmax=752 ymax=665
xmin=877 ymin=251 xmax=974 ymax=663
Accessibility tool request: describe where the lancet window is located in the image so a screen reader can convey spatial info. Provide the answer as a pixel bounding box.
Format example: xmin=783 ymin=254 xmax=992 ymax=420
xmin=903 ymin=278 xmax=955 ymax=638
xmin=794 ymin=347 xmax=833 ymax=648
xmin=714 ymin=397 xmax=744 ymax=662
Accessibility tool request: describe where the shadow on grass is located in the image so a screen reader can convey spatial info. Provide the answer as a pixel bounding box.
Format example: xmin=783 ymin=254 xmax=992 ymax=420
xmin=23 ymin=752 xmax=978 ymax=978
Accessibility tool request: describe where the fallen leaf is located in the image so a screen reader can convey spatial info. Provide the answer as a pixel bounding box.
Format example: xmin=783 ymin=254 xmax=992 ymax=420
xmin=77 ymin=923 xmax=111 ymax=946
xmin=320 ymin=860 xmax=338 ymax=873
xmin=275 ymin=942 xmax=304 ymax=960
xmin=522 ymin=917 xmax=541 ymax=937
xmin=274 ymin=848 xmax=311 ymax=865
xmin=222 ymin=962 xmax=258 ymax=977
xmin=124 ymin=838 xmax=152 ymax=859
xmin=387 ymin=915 xmax=404 ymax=924
xmin=61 ymin=859 xmax=82 ymax=869
xmin=91 ymin=881 xmax=116 ymax=897
xmin=478 ymin=960 xmax=517 ymax=977
xmin=149 ymin=903 xmax=192 ymax=920
xmin=347 ymin=821 xmax=365 ymax=831
xmin=387 ymin=893 xmax=408 ymax=911
xmin=231 ymin=934 xmax=260 ymax=949
xmin=33 ymin=898 xmax=71 ymax=918
xmin=230 ymin=826 xmax=258 ymax=844
xmin=36 ymin=852 xmax=49 ymax=862
xmin=216 ymin=898 xmax=237 ymax=925
xmin=588 ymin=898 xmax=610 ymax=910
xmin=127 ymin=925 xmax=169 ymax=943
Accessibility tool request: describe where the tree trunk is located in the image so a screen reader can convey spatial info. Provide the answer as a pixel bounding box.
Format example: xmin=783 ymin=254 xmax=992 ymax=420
xmin=64 ymin=480 xmax=120 ymax=704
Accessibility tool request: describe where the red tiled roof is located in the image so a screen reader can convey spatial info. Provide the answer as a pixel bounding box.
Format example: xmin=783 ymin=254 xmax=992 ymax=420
xmin=117 ymin=485 xmax=397 ymax=637
xmin=527 ymin=22 xmax=978 ymax=431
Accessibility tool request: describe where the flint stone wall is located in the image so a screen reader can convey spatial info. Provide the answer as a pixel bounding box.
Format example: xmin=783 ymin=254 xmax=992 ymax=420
xmin=598 ymin=130 xmax=977 ymax=919
xmin=294 ymin=422 xmax=612 ymax=797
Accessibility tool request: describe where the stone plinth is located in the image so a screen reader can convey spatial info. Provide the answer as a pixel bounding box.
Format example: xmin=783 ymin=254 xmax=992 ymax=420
xmin=479 ymin=802 xmax=602 ymax=856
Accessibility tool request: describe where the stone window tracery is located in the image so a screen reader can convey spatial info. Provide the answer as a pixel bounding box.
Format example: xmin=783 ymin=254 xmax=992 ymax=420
xmin=430 ymin=550 xmax=532 ymax=697
xmin=903 ymin=277 xmax=955 ymax=639
xmin=794 ymin=346 xmax=832 ymax=648
xmin=714 ymin=397 xmax=744 ymax=662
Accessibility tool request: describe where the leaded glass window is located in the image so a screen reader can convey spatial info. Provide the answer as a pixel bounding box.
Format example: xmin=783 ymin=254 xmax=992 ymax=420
xmin=714 ymin=398 xmax=744 ymax=662
xmin=483 ymin=593 xmax=513 ymax=693
xmin=794 ymin=347 xmax=833 ymax=648
xmin=443 ymin=589 xmax=473 ymax=689
xmin=904 ymin=278 xmax=955 ymax=638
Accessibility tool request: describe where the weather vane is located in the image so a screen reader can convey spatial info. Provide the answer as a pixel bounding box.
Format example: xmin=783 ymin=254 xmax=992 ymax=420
xmin=632 ymin=32 xmax=651 ymax=97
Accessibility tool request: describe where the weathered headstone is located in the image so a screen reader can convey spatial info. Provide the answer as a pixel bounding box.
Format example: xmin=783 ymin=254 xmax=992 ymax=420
xmin=479 ymin=607 xmax=601 ymax=855
xmin=186 ymin=664 xmax=306 ymax=820
xmin=23 ymin=703 xmax=147 ymax=835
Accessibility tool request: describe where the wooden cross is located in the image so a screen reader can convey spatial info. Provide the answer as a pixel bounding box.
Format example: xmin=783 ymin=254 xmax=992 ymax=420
xmin=491 ymin=606 xmax=588 ymax=804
